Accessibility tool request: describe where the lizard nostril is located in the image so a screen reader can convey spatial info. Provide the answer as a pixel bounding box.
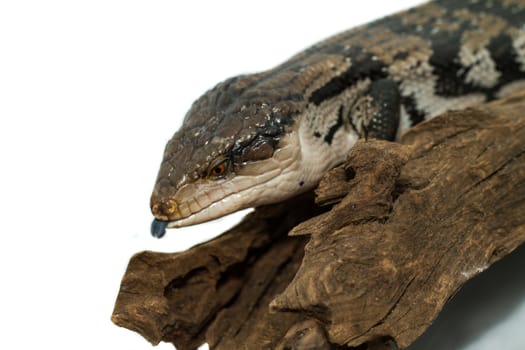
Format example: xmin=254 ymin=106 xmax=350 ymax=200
xmin=151 ymin=198 xmax=179 ymax=219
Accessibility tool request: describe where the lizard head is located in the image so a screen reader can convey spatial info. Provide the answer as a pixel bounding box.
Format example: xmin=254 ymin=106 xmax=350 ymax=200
xmin=150 ymin=75 xmax=306 ymax=236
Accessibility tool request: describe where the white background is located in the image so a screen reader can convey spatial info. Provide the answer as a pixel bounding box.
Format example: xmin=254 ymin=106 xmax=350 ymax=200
xmin=1 ymin=1 xmax=524 ymax=349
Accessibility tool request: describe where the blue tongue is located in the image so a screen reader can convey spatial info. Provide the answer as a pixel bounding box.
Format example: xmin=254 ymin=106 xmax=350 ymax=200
xmin=151 ymin=219 xmax=169 ymax=238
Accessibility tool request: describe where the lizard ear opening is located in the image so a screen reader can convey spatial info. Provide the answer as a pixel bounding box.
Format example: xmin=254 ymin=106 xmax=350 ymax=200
xmin=235 ymin=135 xmax=276 ymax=164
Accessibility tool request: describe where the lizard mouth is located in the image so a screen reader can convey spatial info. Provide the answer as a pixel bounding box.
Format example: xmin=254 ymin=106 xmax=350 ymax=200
xmin=149 ymin=161 xmax=304 ymax=237
xmin=149 ymin=172 xmax=283 ymax=238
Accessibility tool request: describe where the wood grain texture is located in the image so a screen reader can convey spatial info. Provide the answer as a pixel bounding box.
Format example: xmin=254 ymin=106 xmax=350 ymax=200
xmin=112 ymin=193 xmax=324 ymax=350
xmin=113 ymin=91 xmax=525 ymax=349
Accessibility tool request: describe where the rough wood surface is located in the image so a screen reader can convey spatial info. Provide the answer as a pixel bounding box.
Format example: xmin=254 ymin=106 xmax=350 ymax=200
xmin=112 ymin=91 xmax=525 ymax=349
xmin=112 ymin=192 xmax=326 ymax=350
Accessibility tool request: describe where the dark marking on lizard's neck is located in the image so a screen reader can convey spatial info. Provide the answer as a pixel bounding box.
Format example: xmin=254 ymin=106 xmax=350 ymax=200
xmin=324 ymin=106 xmax=345 ymax=145
xmin=486 ymin=34 xmax=525 ymax=98
xmin=401 ymin=95 xmax=426 ymax=126
xmin=308 ymin=46 xmax=388 ymax=106
xmin=429 ymin=29 xmax=481 ymax=97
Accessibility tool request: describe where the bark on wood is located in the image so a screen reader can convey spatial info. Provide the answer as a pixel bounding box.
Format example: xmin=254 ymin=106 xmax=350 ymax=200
xmin=112 ymin=91 xmax=525 ymax=349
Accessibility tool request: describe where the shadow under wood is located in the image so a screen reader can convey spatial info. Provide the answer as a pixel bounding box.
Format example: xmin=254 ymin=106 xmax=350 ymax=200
xmin=409 ymin=243 xmax=525 ymax=350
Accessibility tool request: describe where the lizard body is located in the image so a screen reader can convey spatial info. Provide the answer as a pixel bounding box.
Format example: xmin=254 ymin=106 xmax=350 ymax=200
xmin=151 ymin=0 xmax=525 ymax=237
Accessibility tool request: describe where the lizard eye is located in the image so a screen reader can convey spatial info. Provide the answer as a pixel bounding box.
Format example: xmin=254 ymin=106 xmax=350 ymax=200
xmin=208 ymin=160 xmax=228 ymax=178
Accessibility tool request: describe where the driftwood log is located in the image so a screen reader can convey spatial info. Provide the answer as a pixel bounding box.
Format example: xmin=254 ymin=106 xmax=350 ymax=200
xmin=112 ymin=91 xmax=525 ymax=350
